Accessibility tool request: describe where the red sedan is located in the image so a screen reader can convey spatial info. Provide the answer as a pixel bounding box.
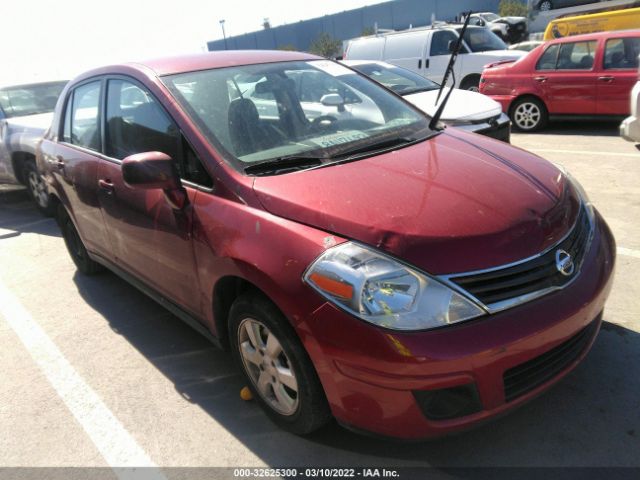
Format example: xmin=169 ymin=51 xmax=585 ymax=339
xmin=480 ymin=30 xmax=640 ymax=131
xmin=38 ymin=50 xmax=615 ymax=439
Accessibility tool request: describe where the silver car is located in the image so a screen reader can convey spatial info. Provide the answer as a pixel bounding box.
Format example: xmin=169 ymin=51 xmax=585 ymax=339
xmin=0 ymin=80 xmax=67 ymax=213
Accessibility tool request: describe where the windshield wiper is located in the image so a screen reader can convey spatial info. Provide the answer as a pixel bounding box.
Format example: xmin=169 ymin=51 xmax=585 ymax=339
xmin=330 ymin=136 xmax=420 ymax=160
xmin=244 ymin=155 xmax=323 ymax=176
xmin=429 ymin=11 xmax=473 ymax=130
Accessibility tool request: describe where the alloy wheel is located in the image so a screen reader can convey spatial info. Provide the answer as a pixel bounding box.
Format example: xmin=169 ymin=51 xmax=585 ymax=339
xmin=514 ymin=102 xmax=542 ymax=130
xmin=238 ymin=318 xmax=299 ymax=416
xmin=27 ymin=170 xmax=49 ymax=208
xmin=539 ymin=1 xmax=552 ymax=11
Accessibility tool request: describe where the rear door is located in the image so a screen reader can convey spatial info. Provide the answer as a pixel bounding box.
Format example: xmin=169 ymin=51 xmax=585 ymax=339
xmin=52 ymin=80 xmax=112 ymax=259
xmin=97 ymin=77 xmax=213 ymax=316
xmin=534 ymin=40 xmax=598 ymax=114
xmin=597 ymin=36 xmax=640 ymax=115
xmin=383 ymin=31 xmax=428 ymax=75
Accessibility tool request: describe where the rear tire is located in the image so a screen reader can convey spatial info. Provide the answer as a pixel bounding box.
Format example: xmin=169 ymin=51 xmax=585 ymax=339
xmin=229 ymin=292 xmax=331 ymax=435
xmin=460 ymin=75 xmax=480 ymax=92
xmin=57 ymin=204 xmax=104 ymax=275
xmin=510 ymin=97 xmax=548 ymax=132
xmin=23 ymin=160 xmax=54 ymax=216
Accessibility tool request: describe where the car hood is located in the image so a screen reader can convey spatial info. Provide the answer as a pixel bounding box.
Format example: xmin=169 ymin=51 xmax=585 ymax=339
xmin=4 ymin=112 xmax=53 ymax=133
xmin=252 ymin=130 xmax=580 ymax=274
xmin=473 ymin=49 xmax=526 ymax=60
xmin=405 ymin=88 xmax=502 ymax=122
xmin=494 ymin=16 xmax=526 ymax=25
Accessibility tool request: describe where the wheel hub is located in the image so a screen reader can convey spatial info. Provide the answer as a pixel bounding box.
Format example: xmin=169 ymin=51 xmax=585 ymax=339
xmin=238 ymin=318 xmax=299 ymax=416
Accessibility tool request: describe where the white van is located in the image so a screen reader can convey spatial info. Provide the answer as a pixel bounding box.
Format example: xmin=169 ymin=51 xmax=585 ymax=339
xmin=344 ymin=25 xmax=525 ymax=91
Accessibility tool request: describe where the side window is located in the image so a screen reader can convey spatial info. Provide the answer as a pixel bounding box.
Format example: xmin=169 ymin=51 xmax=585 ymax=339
xmin=105 ymin=79 xmax=176 ymax=160
xmin=69 ymin=81 xmax=101 ymax=151
xmin=430 ymin=31 xmax=458 ymax=56
xmin=536 ymin=44 xmax=560 ymax=70
xmin=105 ymin=79 xmax=212 ymax=187
xmin=557 ymin=41 xmax=596 ymax=70
xmin=604 ymin=37 xmax=640 ymax=70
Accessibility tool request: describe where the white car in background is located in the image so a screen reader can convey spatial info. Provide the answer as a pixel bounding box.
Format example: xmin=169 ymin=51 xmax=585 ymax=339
xmin=343 ymin=60 xmax=511 ymax=142
xmin=620 ymin=73 xmax=640 ymax=145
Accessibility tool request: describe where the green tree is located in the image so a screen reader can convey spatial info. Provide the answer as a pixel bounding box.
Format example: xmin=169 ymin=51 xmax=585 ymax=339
xmin=308 ymin=32 xmax=342 ymax=58
xmin=499 ymin=0 xmax=528 ymax=16
xmin=361 ymin=26 xmax=375 ymax=37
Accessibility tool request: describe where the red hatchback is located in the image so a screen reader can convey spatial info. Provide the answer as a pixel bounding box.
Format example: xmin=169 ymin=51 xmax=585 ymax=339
xmin=480 ymin=30 xmax=640 ymax=131
xmin=38 ymin=51 xmax=615 ymax=440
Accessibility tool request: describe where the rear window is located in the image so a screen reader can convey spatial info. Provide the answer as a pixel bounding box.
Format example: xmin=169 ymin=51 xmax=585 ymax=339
xmin=604 ymin=37 xmax=640 ymax=70
xmin=536 ymin=41 xmax=596 ymax=70
xmin=0 ymin=81 xmax=67 ymax=119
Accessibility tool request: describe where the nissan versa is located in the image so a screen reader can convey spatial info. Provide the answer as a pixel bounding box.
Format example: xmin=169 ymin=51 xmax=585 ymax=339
xmin=38 ymin=50 xmax=615 ymax=440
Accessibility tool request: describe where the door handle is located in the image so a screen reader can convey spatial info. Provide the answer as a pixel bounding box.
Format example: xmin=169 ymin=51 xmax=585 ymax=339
xmin=98 ymin=179 xmax=114 ymax=193
xmin=55 ymin=155 xmax=65 ymax=169
xmin=598 ymin=76 xmax=614 ymax=82
xmin=534 ymin=76 xmax=547 ymax=83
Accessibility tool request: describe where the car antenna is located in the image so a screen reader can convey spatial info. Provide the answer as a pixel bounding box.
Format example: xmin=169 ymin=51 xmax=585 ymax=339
xmin=429 ymin=11 xmax=472 ymax=131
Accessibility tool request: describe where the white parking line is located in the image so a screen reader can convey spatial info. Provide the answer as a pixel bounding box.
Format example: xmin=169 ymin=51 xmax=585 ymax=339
xmin=529 ymin=148 xmax=639 ymax=158
xmin=618 ymin=247 xmax=640 ymax=259
xmin=0 ymin=278 xmax=166 ymax=479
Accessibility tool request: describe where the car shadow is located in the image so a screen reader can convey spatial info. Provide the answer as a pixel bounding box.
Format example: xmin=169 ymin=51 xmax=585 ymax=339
xmin=73 ymin=270 xmax=639 ymax=468
xmin=0 ymin=198 xmax=60 ymax=239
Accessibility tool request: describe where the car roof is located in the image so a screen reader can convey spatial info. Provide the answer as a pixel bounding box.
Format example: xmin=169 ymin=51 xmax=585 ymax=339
xmin=548 ymin=28 xmax=640 ymax=43
xmin=73 ymin=50 xmax=323 ymax=82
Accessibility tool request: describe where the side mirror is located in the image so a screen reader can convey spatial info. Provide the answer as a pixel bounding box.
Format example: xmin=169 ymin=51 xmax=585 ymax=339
xmin=122 ymin=151 xmax=188 ymax=209
xmin=320 ymin=93 xmax=346 ymax=112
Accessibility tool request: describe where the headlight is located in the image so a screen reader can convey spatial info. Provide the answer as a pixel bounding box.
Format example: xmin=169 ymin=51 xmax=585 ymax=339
xmin=304 ymin=243 xmax=486 ymax=331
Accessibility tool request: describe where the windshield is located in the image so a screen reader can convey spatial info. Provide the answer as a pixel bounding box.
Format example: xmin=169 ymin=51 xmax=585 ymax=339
xmin=0 ymin=81 xmax=67 ymax=118
xmin=456 ymin=27 xmax=507 ymax=52
xmin=350 ymin=63 xmax=439 ymax=96
xmin=162 ymin=60 xmax=432 ymax=172
xmin=481 ymin=13 xmax=500 ymax=22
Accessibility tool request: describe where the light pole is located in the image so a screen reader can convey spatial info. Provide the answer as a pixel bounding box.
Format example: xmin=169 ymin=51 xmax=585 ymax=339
xmin=219 ymin=19 xmax=227 ymax=50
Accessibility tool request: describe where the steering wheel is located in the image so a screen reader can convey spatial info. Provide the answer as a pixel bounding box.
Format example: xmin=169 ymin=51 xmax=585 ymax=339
xmin=310 ymin=115 xmax=338 ymax=131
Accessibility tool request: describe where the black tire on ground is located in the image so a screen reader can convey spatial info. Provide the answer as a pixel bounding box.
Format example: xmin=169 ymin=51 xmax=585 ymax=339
xmin=229 ymin=292 xmax=331 ymax=435
xmin=57 ymin=204 xmax=104 ymax=275
xmin=510 ymin=97 xmax=548 ymax=132
xmin=460 ymin=75 xmax=481 ymax=92
xmin=22 ymin=160 xmax=54 ymax=216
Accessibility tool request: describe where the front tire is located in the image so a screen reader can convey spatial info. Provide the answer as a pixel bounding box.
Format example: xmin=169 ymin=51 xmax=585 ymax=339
xmin=460 ymin=75 xmax=481 ymax=92
xmin=23 ymin=161 xmax=53 ymax=216
xmin=229 ymin=292 xmax=331 ymax=435
xmin=510 ymin=97 xmax=548 ymax=132
xmin=57 ymin=204 xmax=104 ymax=275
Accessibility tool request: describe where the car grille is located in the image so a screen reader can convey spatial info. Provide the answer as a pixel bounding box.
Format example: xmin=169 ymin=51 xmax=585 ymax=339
xmin=448 ymin=206 xmax=592 ymax=310
xmin=503 ymin=320 xmax=598 ymax=402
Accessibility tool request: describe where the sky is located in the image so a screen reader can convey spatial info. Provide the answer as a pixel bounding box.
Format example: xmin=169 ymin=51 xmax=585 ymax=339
xmin=2 ymin=0 xmax=384 ymax=87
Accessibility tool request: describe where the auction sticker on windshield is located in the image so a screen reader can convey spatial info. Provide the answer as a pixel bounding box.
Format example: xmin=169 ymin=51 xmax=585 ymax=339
xmin=310 ymin=130 xmax=369 ymax=148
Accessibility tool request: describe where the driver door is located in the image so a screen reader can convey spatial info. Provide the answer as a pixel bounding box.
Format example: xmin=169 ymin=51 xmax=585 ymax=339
xmin=97 ymin=77 xmax=212 ymax=317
